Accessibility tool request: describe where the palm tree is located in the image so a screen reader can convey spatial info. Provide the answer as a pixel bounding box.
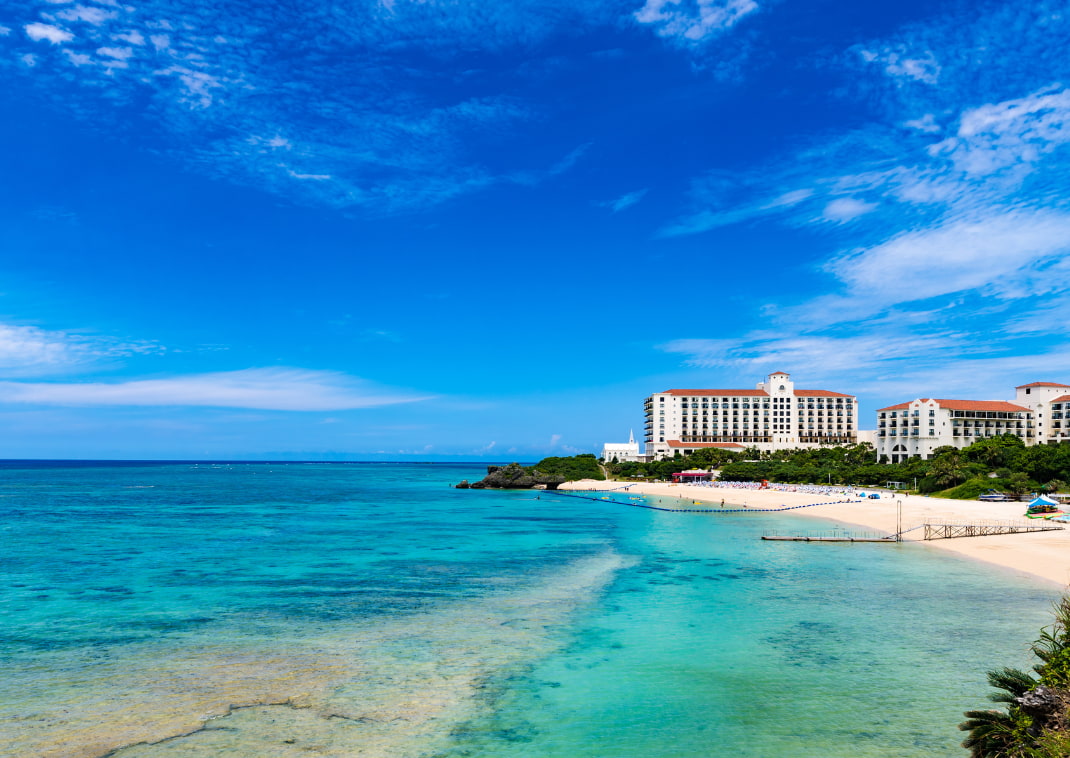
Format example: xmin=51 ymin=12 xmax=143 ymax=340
xmin=960 ymin=598 xmax=1070 ymax=755
xmin=931 ymin=451 xmax=968 ymax=488
xmin=959 ymin=668 xmax=1036 ymax=757
xmin=959 ymin=708 xmax=1021 ymax=758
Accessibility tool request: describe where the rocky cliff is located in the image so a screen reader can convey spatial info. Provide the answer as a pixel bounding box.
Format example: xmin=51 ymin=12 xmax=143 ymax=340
xmin=455 ymin=462 xmax=564 ymax=490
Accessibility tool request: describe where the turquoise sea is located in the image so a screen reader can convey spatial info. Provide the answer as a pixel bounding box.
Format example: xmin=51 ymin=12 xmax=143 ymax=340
xmin=0 ymin=461 xmax=1059 ymax=758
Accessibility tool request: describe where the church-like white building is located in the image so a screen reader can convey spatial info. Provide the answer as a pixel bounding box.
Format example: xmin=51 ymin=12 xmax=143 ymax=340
xmin=601 ymin=430 xmax=644 ymax=463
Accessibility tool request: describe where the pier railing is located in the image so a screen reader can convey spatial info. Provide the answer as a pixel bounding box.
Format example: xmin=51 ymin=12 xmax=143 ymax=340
xmin=761 ymin=529 xmax=894 ymax=543
xmin=919 ymin=519 xmax=1064 ymax=540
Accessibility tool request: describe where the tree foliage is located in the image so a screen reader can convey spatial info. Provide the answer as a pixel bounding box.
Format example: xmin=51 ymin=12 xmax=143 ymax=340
xmin=603 ymin=434 xmax=1070 ymax=499
xmin=529 ymin=454 xmax=604 ymax=481
xmin=960 ymin=597 xmax=1070 ymax=757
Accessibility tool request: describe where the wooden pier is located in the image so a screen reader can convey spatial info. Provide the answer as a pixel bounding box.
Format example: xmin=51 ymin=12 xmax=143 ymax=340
xmin=762 ymin=519 xmax=1063 ymax=544
xmin=762 ymin=535 xmax=895 ymax=543
xmin=921 ymin=520 xmax=1064 ymax=540
xmin=761 ymin=528 xmax=897 ymax=543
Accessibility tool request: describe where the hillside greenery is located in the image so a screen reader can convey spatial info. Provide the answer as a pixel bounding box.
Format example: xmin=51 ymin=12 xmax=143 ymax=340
xmin=604 ymin=435 xmax=1070 ymax=498
xmin=529 ymin=453 xmax=604 ymax=481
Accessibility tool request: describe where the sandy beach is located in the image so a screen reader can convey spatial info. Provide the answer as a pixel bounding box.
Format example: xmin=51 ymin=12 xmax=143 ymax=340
xmin=560 ymin=479 xmax=1070 ymax=588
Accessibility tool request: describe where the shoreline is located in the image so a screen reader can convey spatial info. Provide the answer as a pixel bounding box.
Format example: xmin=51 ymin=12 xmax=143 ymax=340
xmin=560 ymin=479 xmax=1070 ymax=588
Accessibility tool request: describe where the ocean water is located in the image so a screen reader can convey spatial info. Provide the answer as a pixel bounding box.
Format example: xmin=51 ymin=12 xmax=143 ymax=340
xmin=0 ymin=462 xmax=1059 ymax=758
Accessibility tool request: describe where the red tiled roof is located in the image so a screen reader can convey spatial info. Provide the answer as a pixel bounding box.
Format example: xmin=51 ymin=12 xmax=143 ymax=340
xmin=934 ymin=399 xmax=1031 ymax=412
xmin=660 ymin=388 xmax=852 ymax=398
xmin=1016 ymin=382 xmax=1070 ymax=388
xmin=666 ymin=440 xmax=746 ymax=448
xmin=878 ymin=398 xmax=1029 ymax=413
xmin=1052 ymin=395 xmax=1070 ymax=403
xmin=662 ymin=389 xmax=769 ymax=397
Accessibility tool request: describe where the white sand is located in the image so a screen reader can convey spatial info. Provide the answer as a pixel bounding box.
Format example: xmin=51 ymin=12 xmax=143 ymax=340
xmin=560 ymin=479 xmax=1070 ymax=588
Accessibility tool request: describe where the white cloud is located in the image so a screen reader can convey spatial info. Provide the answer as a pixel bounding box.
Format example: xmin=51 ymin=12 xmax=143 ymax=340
xmin=602 ymin=188 xmax=648 ymax=212
xmin=286 ymin=168 xmax=332 ymax=181
xmin=651 ymin=1 xmax=1070 ymax=400
xmin=112 ymin=30 xmax=145 ymax=45
xmin=0 ymin=323 xmax=160 ymax=377
xmin=56 ymin=5 xmax=118 ymax=25
xmin=827 ymin=209 xmax=1070 ymax=308
xmin=21 ymin=54 xmax=38 ymax=67
xmin=859 ymin=46 xmax=941 ymax=84
xmin=930 ymin=86 xmax=1070 ymax=178
xmin=64 ymin=50 xmax=95 ymax=66
xmin=822 ymin=197 xmax=877 ymax=223
xmin=660 ymin=331 xmax=965 ymax=376
xmin=635 ymin=0 xmax=758 ymax=43
xmin=97 ymin=46 xmax=134 ymax=59
xmin=662 ymin=185 xmax=813 ymax=236
xmin=0 ymin=368 xmax=432 ymax=411
xmin=0 ymin=25 xmax=11 ymax=36
xmin=152 ymin=65 xmax=226 ymax=108
xmin=25 ymin=22 xmax=74 ymax=44
xmin=903 ymin=113 xmax=941 ymax=133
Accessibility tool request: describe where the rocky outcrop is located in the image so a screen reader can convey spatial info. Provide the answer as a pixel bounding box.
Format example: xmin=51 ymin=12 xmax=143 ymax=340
xmin=456 ymin=463 xmax=564 ymax=490
xmin=1016 ymin=686 xmax=1070 ymax=736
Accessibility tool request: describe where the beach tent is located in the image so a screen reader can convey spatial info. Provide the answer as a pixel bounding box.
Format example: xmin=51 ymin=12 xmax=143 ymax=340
xmin=1027 ymin=495 xmax=1060 ymax=509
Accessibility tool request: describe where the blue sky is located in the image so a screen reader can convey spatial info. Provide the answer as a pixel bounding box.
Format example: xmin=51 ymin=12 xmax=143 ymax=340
xmin=1 ymin=0 xmax=1069 ymax=459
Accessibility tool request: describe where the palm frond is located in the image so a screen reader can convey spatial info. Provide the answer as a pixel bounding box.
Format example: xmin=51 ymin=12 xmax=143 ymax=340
xmin=987 ymin=667 xmax=1037 ymax=700
xmin=960 ymin=709 xmax=1021 ymax=757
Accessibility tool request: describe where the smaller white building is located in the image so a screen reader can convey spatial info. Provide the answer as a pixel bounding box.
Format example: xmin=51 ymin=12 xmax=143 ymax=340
xmin=876 ymin=398 xmax=1033 ymax=462
xmin=1014 ymin=382 xmax=1070 ymax=444
xmin=601 ymin=430 xmax=643 ymax=463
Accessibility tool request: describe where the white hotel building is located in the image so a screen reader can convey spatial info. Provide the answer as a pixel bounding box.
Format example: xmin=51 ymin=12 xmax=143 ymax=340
xmin=643 ymin=372 xmax=857 ymax=460
xmin=875 ymin=381 xmax=1070 ymax=462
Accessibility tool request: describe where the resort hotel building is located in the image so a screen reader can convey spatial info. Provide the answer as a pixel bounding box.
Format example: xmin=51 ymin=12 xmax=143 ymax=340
xmin=875 ymin=382 xmax=1070 ymax=463
xmin=643 ymin=372 xmax=857 ymax=460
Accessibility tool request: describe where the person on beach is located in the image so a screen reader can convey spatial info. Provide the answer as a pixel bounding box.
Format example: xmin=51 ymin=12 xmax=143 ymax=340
xmin=720 ymin=498 xmax=725 ymax=508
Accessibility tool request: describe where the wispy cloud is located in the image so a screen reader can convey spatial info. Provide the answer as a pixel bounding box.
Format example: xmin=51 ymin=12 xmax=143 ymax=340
xmin=2 ymin=0 xmax=754 ymax=214
xmin=24 ymin=22 xmax=73 ymax=44
xmin=856 ymin=45 xmax=940 ymax=85
xmin=0 ymin=368 xmax=432 ymax=411
xmin=656 ymin=0 xmax=1070 ymax=398
xmin=601 ymin=188 xmax=648 ymax=212
xmin=634 ymin=0 xmax=759 ymax=43
xmin=821 ymin=197 xmax=876 ymax=223
xmin=815 ymin=209 xmax=1070 ymax=321
xmin=0 ymin=323 xmax=161 ymax=377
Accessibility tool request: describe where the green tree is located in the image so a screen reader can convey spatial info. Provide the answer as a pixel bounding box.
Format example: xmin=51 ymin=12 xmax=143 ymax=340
xmin=930 ymin=451 xmax=968 ymax=488
xmin=530 ymin=454 xmax=604 ymax=481
xmin=1043 ymin=479 xmax=1069 ymax=495
xmin=1004 ymin=472 xmax=1034 ymax=499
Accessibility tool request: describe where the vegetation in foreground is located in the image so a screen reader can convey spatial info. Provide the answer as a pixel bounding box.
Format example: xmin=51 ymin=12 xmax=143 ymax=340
xmin=456 ymin=454 xmax=605 ymax=489
xmin=605 ymin=435 xmax=1070 ymax=499
xmin=530 ymin=453 xmax=604 ymax=481
xmin=961 ymin=597 xmax=1070 ymax=757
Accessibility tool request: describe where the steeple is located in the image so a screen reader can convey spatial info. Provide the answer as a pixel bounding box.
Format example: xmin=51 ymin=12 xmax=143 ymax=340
xmin=629 ymin=429 xmax=635 ymax=445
